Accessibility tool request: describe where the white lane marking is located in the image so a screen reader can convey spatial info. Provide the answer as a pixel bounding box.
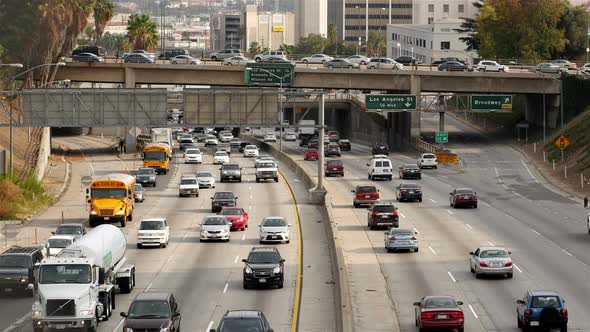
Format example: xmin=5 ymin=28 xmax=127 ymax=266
xmin=494 ymin=167 xmax=503 ymax=183
xmin=223 ymin=282 xmax=229 ymax=294
xmin=165 ymin=255 xmax=173 ymax=264
xmin=513 ymin=264 xmax=523 ymax=273
xmin=561 ymin=248 xmax=573 ymax=256
xmin=531 ymin=229 xmax=541 ymax=236
xmin=399 ymin=212 xmax=406 ymax=218
xmin=480 ymin=201 xmax=491 ymax=207
xmin=446 ymin=209 xmax=454 ymax=215
xmin=234 ymin=255 xmax=239 ymax=264
xmin=145 ymin=282 xmax=153 ymax=291
xmin=1 ymin=312 xmax=31 ymax=332
xmin=512 ymin=191 xmax=525 ymax=198
xmin=293 ymin=178 xmax=301 ymax=182
xmin=183 ymin=234 xmax=187 ymax=240
xmin=112 ymin=318 xmax=125 ymax=332
xmin=428 ymin=246 xmax=437 ymax=255
xmin=521 ymin=159 xmax=539 ymax=183
xmin=206 ymin=321 xmax=214 ymax=332
xmin=488 ymin=241 xmax=495 ymax=246
xmin=249 ymin=186 xmax=252 ymax=190
xmin=447 ymin=271 xmax=457 ymax=283
xmin=465 ymin=223 xmax=473 ymax=229
xmin=429 ymin=198 xmax=437 ymax=203
xmin=469 ymin=304 xmax=479 ymax=319
xmin=242 ymin=234 xmax=246 ymax=241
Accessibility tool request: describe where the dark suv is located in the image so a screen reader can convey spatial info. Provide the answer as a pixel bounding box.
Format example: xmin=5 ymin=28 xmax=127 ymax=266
xmin=516 ymin=290 xmax=567 ymax=332
xmin=136 ymin=167 xmax=157 ymax=187
xmin=0 ymin=247 xmax=44 ymax=296
xmin=121 ymin=292 xmax=181 ymax=332
xmin=210 ymin=310 xmax=274 ymax=332
xmin=242 ymin=247 xmax=285 ymax=289
xmin=399 ymin=164 xmax=422 ymax=179
xmin=372 ymin=143 xmax=389 ymax=155
xmin=367 ymin=203 xmax=399 ymax=230
xmin=211 ymin=191 xmax=238 ymax=212
xmin=220 ymin=163 xmax=242 ymax=183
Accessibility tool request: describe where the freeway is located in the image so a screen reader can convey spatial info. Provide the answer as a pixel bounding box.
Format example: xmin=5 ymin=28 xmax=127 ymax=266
xmin=257 ymin=112 xmax=589 ymax=331
xmin=0 ymin=135 xmax=336 ymax=332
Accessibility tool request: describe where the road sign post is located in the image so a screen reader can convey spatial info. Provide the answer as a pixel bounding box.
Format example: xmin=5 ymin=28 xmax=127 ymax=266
xmin=365 ymin=95 xmax=417 ymax=111
xmin=555 ymin=135 xmax=570 ymax=161
xmin=435 ymin=131 xmax=448 ymax=143
xmin=244 ymin=63 xmax=295 ymax=85
xmin=470 ymin=95 xmax=513 ymax=111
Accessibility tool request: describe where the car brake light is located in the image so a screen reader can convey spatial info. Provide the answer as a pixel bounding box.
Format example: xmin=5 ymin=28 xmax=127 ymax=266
xmin=479 ymin=262 xmax=488 ymax=267
xmin=411 ymin=236 xmax=417 ymax=240
xmin=524 ymin=309 xmax=532 ymax=316
xmin=372 ymin=212 xmax=380 ymax=216
xmin=421 ymin=312 xmax=434 ymax=319
xmin=416 ymin=189 xmax=422 ymax=192
xmin=391 ymin=211 xmax=398 ymax=216
xmin=561 ymin=309 xmax=567 ymax=317
xmin=449 ymin=311 xmax=464 ymax=319
xmin=401 ymin=189 xmax=407 ymax=192
xmin=505 ymin=262 xmax=513 ymax=267
xmin=389 ymin=236 xmax=396 ymax=240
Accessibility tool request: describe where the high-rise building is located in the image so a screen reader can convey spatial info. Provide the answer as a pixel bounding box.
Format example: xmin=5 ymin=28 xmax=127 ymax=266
xmin=295 ymin=0 xmax=328 ymax=41
xmin=243 ymin=5 xmax=295 ymax=50
xmin=210 ymin=13 xmax=242 ymax=50
xmin=412 ymin=0 xmax=478 ymax=25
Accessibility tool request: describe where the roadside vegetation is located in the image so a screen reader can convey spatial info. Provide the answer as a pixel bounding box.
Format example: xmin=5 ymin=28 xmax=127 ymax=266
xmin=544 ymin=109 xmax=590 ymax=175
xmin=0 ymin=175 xmax=53 ymax=220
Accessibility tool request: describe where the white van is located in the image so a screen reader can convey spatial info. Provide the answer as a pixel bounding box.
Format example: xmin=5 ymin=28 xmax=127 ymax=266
xmin=367 ymin=157 xmax=393 ymax=181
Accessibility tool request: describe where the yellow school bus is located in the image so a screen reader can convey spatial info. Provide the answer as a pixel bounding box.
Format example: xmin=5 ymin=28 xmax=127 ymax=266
xmin=88 ymin=173 xmax=135 ymax=228
xmin=143 ymin=143 xmax=172 ymax=174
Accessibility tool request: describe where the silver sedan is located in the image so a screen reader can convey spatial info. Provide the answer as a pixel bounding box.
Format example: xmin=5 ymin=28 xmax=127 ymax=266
xmin=323 ymin=59 xmax=360 ymax=69
xmin=469 ymin=246 xmax=513 ymax=278
xmin=224 ymin=56 xmax=254 ymax=66
xmin=384 ymin=228 xmax=418 ymax=252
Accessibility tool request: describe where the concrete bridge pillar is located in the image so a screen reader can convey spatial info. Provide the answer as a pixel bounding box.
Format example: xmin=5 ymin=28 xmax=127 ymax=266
xmin=125 ymin=67 xmax=136 ymax=89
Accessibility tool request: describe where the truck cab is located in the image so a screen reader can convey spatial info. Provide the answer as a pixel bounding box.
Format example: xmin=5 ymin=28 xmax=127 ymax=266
xmin=255 ymin=160 xmax=279 ymax=183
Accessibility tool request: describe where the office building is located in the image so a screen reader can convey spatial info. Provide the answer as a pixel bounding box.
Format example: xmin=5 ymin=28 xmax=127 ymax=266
xmin=210 ymin=13 xmax=242 ymax=50
xmin=295 ymin=0 xmax=328 ymax=40
xmin=412 ymin=0 xmax=478 ymax=25
xmin=243 ymin=5 xmax=295 ymax=50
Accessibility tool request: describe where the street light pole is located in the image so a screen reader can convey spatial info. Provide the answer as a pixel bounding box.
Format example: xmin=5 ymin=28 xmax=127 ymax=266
xmin=365 ymin=0 xmax=369 ymax=51
xmin=587 ymin=9 xmax=589 ymax=63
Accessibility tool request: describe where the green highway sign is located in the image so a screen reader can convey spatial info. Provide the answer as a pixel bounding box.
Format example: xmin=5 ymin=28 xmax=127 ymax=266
xmin=244 ymin=63 xmax=295 ymax=85
xmin=471 ymin=95 xmax=513 ymax=111
xmin=365 ymin=95 xmax=417 ymax=110
xmin=435 ymin=131 xmax=448 ymax=143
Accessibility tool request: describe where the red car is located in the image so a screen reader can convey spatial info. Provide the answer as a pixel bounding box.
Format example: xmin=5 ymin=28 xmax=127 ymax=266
xmin=304 ymin=148 xmax=319 ymax=161
xmin=218 ymin=207 xmax=249 ymax=231
xmin=352 ymin=185 xmax=379 ymax=208
xmin=449 ymin=188 xmax=478 ymax=208
xmin=414 ymin=296 xmax=465 ymax=332
xmin=325 ymin=160 xmax=344 ymax=177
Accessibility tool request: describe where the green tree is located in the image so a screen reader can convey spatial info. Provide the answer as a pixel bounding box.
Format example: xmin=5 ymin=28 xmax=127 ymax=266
xmin=279 ymin=44 xmax=294 ymax=56
xmin=327 ymin=23 xmax=337 ymax=46
xmin=557 ymin=4 xmax=589 ymax=60
xmin=126 ymin=14 xmax=160 ymax=51
xmin=93 ymin=0 xmax=114 ymax=42
xmin=294 ymin=34 xmax=327 ymax=55
xmin=248 ymin=41 xmax=262 ymax=55
xmin=454 ymin=1 xmax=483 ymax=51
xmin=367 ymin=31 xmax=386 ymax=57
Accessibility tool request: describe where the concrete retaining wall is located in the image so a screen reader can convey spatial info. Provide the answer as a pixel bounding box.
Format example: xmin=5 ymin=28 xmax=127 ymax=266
xmin=33 ymin=127 xmax=51 ymax=181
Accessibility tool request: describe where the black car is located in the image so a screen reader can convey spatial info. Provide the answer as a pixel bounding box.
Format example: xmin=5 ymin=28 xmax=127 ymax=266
xmin=242 ymin=247 xmax=285 ymax=289
xmin=367 ymin=203 xmax=399 ymax=230
xmin=372 ymin=143 xmax=389 ymax=155
xmin=399 ymin=164 xmax=422 ymax=179
xmin=395 ymin=56 xmax=422 ymax=65
xmin=158 ymin=48 xmax=188 ymax=60
xmin=136 ymin=167 xmax=157 ymax=187
xmin=325 ymin=143 xmax=341 ymax=157
xmin=220 ymin=163 xmax=242 ymax=183
xmin=307 ymin=138 xmax=319 ymax=149
xmin=211 ymin=191 xmax=238 ymax=212
xmin=211 ymin=310 xmax=274 ymax=332
xmin=338 ymin=139 xmax=351 ymax=151
xmin=124 ymin=53 xmax=154 ymax=64
xmin=0 ymin=247 xmax=44 ymax=296
xmin=121 ymin=292 xmax=181 ymax=332
xmin=238 ymin=142 xmax=250 ymax=153
xmin=438 ymin=61 xmax=469 ymax=72
xmin=299 ymin=136 xmax=310 ymax=147
xmin=72 ymin=52 xmax=104 ymax=63
xmin=72 ymin=45 xmax=105 ymax=57
xmin=179 ymin=139 xmax=194 ymax=151
xmin=432 ymin=57 xmax=466 ymax=65
xmin=396 ymin=183 xmax=423 ymax=202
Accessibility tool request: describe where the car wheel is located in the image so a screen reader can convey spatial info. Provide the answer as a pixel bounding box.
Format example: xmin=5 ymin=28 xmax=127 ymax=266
xmin=418 ymin=198 xmax=422 ymax=202
xmin=353 ymin=203 xmax=359 ymax=208
xmin=303 ymin=60 xmax=308 ymax=64
xmin=561 ymin=324 xmax=567 ymax=332
xmin=243 ymin=282 xmax=249 ymax=289
xmin=517 ymin=315 xmax=523 ymax=328
xmin=450 ymin=201 xmax=454 ymax=207
xmin=386 ymin=248 xmax=393 ymax=253
xmin=136 ymin=243 xmax=142 ymax=249
xmin=211 ymin=57 xmax=217 ymax=61
xmin=507 ymin=272 xmax=513 ymax=279
xmin=414 ymin=248 xmax=419 ymax=252
xmin=286 ymin=240 xmax=290 ymax=244
xmin=474 ymin=204 xmax=478 ymax=208
xmin=475 ymin=271 xmax=481 ymax=279
xmin=458 ymin=328 xmax=464 ymax=332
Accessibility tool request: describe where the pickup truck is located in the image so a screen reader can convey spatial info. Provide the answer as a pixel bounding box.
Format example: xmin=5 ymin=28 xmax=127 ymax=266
xmin=256 ymin=160 xmax=279 ymax=182
xmin=179 ymin=175 xmax=199 ymax=197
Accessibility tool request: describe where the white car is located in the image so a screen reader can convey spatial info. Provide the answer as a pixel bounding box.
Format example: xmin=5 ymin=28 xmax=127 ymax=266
xmin=302 ymin=54 xmax=334 ymax=64
xmin=219 ymin=131 xmax=233 ymax=143
xmin=367 ymin=156 xmax=393 ymax=181
xmin=346 ymin=55 xmax=371 ymax=65
xmin=551 ymin=59 xmax=577 ymax=69
xmin=417 ymin=153 xmax=438 ymax=169
xmin=264 ymin=133 xmax=277 ymax=142
xmin=196 ymin=171 xmax=216 ymax=189
xmin=184 ymin=148 xmax=202 ymax=164
xmin=45 ymin=235 xmax=77 ymax=257
xmin=200 ymin=215 xmax=230 ymax=242
xmin=469 ymin=246 xmax=513 ymax=279
xmin=367 ymin=58 xmax=403 ymax=70
xmin=137 ymin=218 xmax=170 ymax=248
xmin=254 ymin=50 xmax=287 ymax=62
xmin=476 ymin=60 xmax=509 ymax=72
xmin=283 ymin=132 xmax=297 ymax=141
xmin=243 ymin=145 xmax=259 ymax=157
xmin=214 ymin=151 xmax=230 ymax=164
xmin=205 ymin=135 xmax=219 ymax=146
xmin=223 ymin=56 xmax=255 ymax=66
xmin=170 ymin=55 xmax=202 ymax=65
xmin=259 ymin=216 xmax=291 ymax=244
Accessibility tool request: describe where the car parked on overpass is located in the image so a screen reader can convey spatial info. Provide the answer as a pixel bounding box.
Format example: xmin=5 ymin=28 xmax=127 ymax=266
xmin=395 ymin=56 xmax=422 ymax=65
xmin=223 ymin=56 xmax=254 ymax=66
xmin=254 ymin=50 xmax=287 ymax=62
xmin=551 ymin=59 xmax=576 ymax=70
xmin=124 ymin=53 xmax=154 ymax=64
xmin=210 ymin=49 xmax=243 ymax=61
xmin=367 ymin=58 xmax=403 ymax=70
xmin=529 ymin=63 xmax=566 ymax=74
xmin=170 ymin=55 xmax=202 ymax=65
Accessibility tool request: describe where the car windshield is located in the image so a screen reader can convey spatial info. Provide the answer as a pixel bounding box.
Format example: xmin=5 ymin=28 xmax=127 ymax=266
xmin=531 ymin=296 xmax=561 ymax=308
xmin=91 ymin=188 xmax=126 ymax=198
xmin=55 ymin=225 xmax=83 ymax=235
xmin=0 ymin=255 xmax=31 ymax=268
xmin=400 ymin=184 xmax=420 ymax=189
xmin=263 ymin=218 xmax=287 ymax=227
xmin=203 ymin=217 xmax=227 ymax=226
xmin=221 ymin=208 xmax=242 ymax=215
xmin=357 ymin=186 xmax=376 ymax=193
xmin=128 ymin=301 xmax=171 ymax=319
xmin=138 ymin=168 xmax=155 ymax=175
xmin=391 ymin=230 xmax=413 ymax=237
xmin=197 ymin=172 xmax=213 ymax=178
xmin=47 ymin=238 xmax=72 ymax=248
xmin=248 ymin=252 xmax=280 ymax=264
xmin=424 ymin=297 xmax=458 ymax=309
xmin=180 ymin=139 xmax=193 ymax=144
xmin=223 ymin=165 xmax=240 ymax=170
xmin=39 ymin=264 xmax=92 ymax=284
xmin=245 ymin=146 xmax=257 ymax=150
xmin=215 ymin=192 xmax=235 ymax=199
xmin=219 ymin=318 xmax=263 ymax=332
xmin=215 ymin=152 xmax=228 ymax=157
xmin=140 ymin=220 xmax=165 ymax=230
xmin=135 ymin=184 xmax=143 ymax=191
xmin=144 ymin=152 xmax=167 ymax=161
xmin=423 ymin=154 xmax=436 ymax=159
xmin=181 ymin=179 xmax=197 ymax=185
xmin=456 ymin=189 xmax=474 ymax=194
xmin=480 ymin=250 xmax=509 ymax=258
xmin=373 ymin=205 xmax=394 ymax=212
xmin=327 ymin=160 xmax=342 ymax=166
xmin=186 ymin=149 xmax=200 ymax=154
xmin=259 ymin=162 xmax=275 ymax=168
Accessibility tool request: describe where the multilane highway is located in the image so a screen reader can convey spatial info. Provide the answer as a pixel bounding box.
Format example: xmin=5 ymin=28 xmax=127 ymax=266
xmin=0 ymin=135 xmax=336 ymax=332
xmin=257 ymin=112 xmax=589 ymax=331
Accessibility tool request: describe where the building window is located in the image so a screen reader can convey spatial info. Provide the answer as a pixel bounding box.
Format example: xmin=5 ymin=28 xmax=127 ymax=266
xmin=458 ymin=4 xmax=464 ymax=13
xmin=428 ymin=4 xmax=434 ymax=12
xmin=443 ymin=4 xmax=449 ymax=13
xmin=428 ymin=17 xmax=434 ymax=24
xmin=440 ymin=41 xmax=450 ymax=50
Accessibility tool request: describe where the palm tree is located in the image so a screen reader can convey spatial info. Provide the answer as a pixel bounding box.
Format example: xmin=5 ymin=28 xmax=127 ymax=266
xmin=126 ymin=14 xmax=160 ymax=51
xmin=93 ymin=0 xmax=115 ymax=43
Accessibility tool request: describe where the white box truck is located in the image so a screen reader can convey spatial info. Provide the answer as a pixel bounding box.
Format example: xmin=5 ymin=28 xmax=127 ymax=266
xmin=31 ymin=225 xmax=136 ymax=332
xmin=297 ymin=119 xmax=316 ymax=140
xmin=151 ymin=128 xmax=173 ymax=147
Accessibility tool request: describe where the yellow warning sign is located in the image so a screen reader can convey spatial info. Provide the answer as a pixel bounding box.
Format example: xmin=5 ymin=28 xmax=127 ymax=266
xmin=555 ymin=135 xmax=570 ymax=151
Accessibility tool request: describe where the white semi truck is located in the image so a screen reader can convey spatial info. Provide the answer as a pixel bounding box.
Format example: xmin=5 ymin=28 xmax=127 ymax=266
xmin=31 ymin=225 xmax=136 ymax=332
xmin=151 ymin=128 xmax=173 ymax=147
